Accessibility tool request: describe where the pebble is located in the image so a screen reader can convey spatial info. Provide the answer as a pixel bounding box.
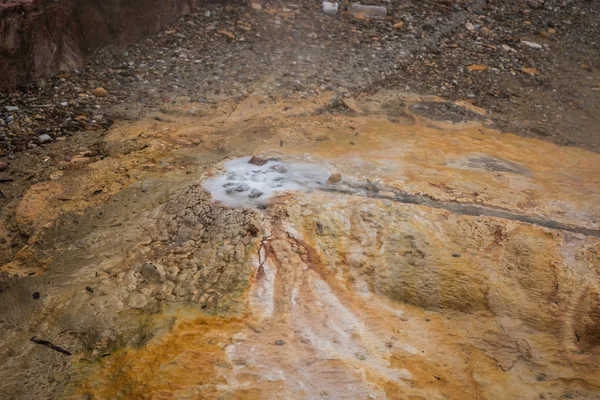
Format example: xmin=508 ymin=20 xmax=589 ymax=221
xmin=251 ymin=2 xmax=262 ymax=10
xmin=249 ymin=188 xmax=263 ymax=198
xmin=5 ymin=106 xmax=19 ymax=112
xmin=275 ymin=339 xmax=285 ymax=345
xmin=465 ymin=22 xmax=475 ymax=31
xmin=356 ymin=352 xmax=367 ymax=360
xmin=140 ymin=262 xmax=166 ymax=283
xmin=38 ymin=134 xmax=52 ymax=144
xmin=393 ymin=21 xmax=405 ymax=29
xmin=248 ymin=156 xmax=267 ymax=166
xmin=92 ymin=87 xmax=108 ymax=97
xmin=521 ymin=40 xmax=543 ymax=50
xmin=0 ymin=161 xmax=8 ymax=171
xmin=326 ymin=172 xmax=342 ymax=184
xmin=92 ymin=114 xmax=104 ymax=121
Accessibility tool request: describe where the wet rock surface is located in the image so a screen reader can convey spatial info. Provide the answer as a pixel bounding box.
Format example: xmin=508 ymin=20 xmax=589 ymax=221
xmin=0 ymin=91 xmax=598 ymax=399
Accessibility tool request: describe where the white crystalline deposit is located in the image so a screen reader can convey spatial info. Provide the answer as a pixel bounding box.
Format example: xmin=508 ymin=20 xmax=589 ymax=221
xmin=203 ymin=156 xmax=333 ymax=207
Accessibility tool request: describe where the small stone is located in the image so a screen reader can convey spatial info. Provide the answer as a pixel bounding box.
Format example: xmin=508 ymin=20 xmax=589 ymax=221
xmin=393 ymin=21 xmax=405 ymax=29
xmin=38 ymin=134 xmax=52 ymax=144
xmin=251 ymin=2 xmax=262 ymax=10
xmin=452 ymin=253 xmax=461 ymax=258
xmin=248 ymin=156 xmax=267 ymax=166
xmin=465 ymin=22 xmax=475 ymax=31
xmin=536 ymin=374 xmax=546 ymax=381
xmin=342 ymin=98 xmax=362 ymax=113
xmin=64 ymin=156 xmax=72 ymax=162
xmin=217 ymin=29 xmax=235 ymax=40
xmin=269 ymin=164 xmax=288 ymax=174
xmin=521 ymin=40 xmax=543 ymax=50
xmin=32 ymin=292 xmax=40 ymax=299
xmin=92 ymin=87 xmax=108 ymax=97
xmin=326 ymin=172 xmax=342 ymax=184
xmin=140 ymin=262 xmax=166 ymax=283
xmin=501 ymin=44 xmax=517 ymax=52
xmin=466 ymin=65 xmax=487 ymax=72
xmin=275 ymin=340 xmax=285 ymax=345
xmin=355 ymin=352 xmax=367 ymax=360
xmin=0 ymin=161 xmax=8 ymax=171
xmin=235 ymin=183 xmax=250 ymax=192
xmin=520 ymin=67 xmax=540 ymax=75
xmin=248 ymin=188 xmax=263 ymax=199
xmin=5 ymin=106 xmax=19 ymax=112
xmin=322 ymin=1 xmax=338 ymax=16
xmin=92 ymin=114 xmax=104 ymax=122
xmin=86 ymin=286 xmax=94 ymax=293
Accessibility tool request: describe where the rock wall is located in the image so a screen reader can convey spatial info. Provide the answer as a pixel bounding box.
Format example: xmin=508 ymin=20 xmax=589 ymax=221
xmin=0 ymin=0 xmax=232 ymax=91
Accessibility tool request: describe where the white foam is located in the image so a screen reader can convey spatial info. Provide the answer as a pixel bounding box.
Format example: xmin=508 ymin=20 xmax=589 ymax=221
xmin=203 ymin=156 xmax=333 ymax=208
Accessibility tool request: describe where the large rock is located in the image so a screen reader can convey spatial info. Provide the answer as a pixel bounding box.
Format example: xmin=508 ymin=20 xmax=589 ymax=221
xmin=0 ymin=0 xmax=236 ymax=91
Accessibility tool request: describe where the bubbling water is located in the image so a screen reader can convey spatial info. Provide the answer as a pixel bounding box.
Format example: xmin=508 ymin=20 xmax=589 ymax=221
xmin=203 ymin=156 xmax=333 ymax=207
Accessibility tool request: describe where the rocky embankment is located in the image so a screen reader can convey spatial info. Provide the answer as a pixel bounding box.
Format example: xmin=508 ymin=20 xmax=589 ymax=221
xmin=0 ymin=0 xmax=234 ymax=91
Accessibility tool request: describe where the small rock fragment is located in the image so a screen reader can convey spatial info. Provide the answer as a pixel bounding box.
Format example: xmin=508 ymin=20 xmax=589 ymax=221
xmin=342 ymin=98 xmax=362 ymax=113
xmin=32 ymin=292 xmax=40 ymax=299
xmin=322 ymin=1 xmax=338 ymax=16
xmin=393 ymin=21 xmax=405 ymax=29
xmin=248 ymin=156 xmax=267 ymax=166
xmin=235 ymin=183 xmax=250 ymax=192
xmin=0 ymin=161 xmax=8 ymax=171
xmin=356 ymin=352 xmax=367 ymax=360
xmin=466 ymin=65 xmax=487 ymax=72
xmin=349 ymin=4 xmax=387 ymax=18
xmin=217 ymin=29 xmax=235 ymax=40
xmin=38 ymin=134 xmax=52 ymax=144
xmin=520 ymin=67 xmax=540 ymax=75
xmin=249 ymin=188 xmax=263 ymax=199
xmin=251 ymin=2 xmax=262 ymax=10
xmin=521 ymin=40 xmax=543 ymax=50
xmin=92 ymin=87 xmax=108 ymax=97
xmin=269 ymin=164 xmax=288 ymax=174
xmin=5 ymin=106 xmax=19 ymax=112
xmin=140 ymin=262 xmax=166 ymax=283
xmin=275 ymin=340 xmax=285 ymax=345
xmin=465 ymin=22 xmax=475 ymax=31
xmin=326 ymin=172 xmax=342 ymax=184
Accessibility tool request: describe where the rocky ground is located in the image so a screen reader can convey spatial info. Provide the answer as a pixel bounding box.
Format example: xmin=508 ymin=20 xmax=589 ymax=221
xmin=0 ymin=0 xmax=598 ymax=160
xmin=0 ymin=1 xmax=599 ymax=399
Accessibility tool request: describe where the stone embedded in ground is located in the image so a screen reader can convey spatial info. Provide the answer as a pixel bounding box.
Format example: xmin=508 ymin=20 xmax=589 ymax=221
xmin=0 ymin=161 xmax=8 ymax=171
xmin=248 ymin=156 xmax=268 ymax=166
xmin=248 ymin=188 xmax=263 ymax=198
xmin=269 ymin=165 xmax=288 ymax=174
xmin=38 ymin=134 xmax=52 ymax=143
xmin=326 ymin=172 xmax=342 ymax=184
xmin=140 ymin=262 xmax=166 ymax=283
xmin=93 ymin=87 xmax=108 ymax=97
